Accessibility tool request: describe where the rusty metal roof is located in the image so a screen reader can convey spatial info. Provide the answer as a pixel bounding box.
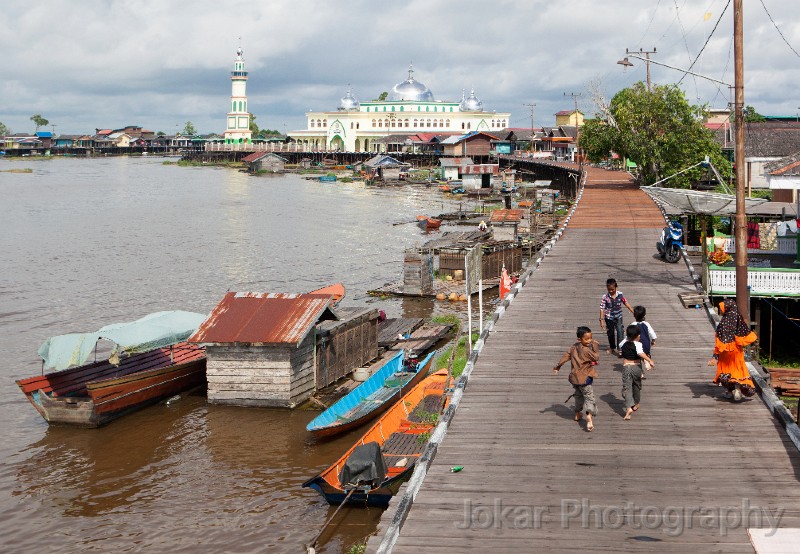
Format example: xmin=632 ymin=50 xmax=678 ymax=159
xmin=489 ymin=209 xmax=528 ymax=222
xmin=188 ymin=292 xmax=337 ymax=346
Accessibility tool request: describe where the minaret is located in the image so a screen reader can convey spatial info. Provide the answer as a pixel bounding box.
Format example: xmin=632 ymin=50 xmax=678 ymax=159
xmin=224 ymin=46 xmax=252 ymax=144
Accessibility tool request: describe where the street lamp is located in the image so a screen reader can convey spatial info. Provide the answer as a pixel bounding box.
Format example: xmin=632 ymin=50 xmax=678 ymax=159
xmin=616 ymin=57 xmax=633 ymax=68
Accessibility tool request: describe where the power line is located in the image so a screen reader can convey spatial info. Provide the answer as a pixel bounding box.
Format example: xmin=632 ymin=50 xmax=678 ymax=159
xmin=678 ymin=0 xmax=731 ymax=85
xmin=673 ymin=0 xmax=700 ymax=98
xmin=636 ymin=0 xmax=663 ymax=46
xmin=758 ymin=0 xmax=800 ymax=59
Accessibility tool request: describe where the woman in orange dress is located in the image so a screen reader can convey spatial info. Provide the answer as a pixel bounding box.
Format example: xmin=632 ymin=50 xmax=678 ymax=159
xmin=707 ymin=299 xmax=757 ymax=401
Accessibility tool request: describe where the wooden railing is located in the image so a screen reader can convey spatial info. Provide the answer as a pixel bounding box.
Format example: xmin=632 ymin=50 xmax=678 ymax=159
xmin=707 ymin=264 xmax=800 ymax=297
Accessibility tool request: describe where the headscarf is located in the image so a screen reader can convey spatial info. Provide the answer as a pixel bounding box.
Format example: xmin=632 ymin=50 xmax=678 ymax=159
xmin=716 ymin=299 xmax=750 ymax=343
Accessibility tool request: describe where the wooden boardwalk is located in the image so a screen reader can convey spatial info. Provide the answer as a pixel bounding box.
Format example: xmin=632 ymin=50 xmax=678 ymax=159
xmin=368 ymin=168 xmax=800 ymax=552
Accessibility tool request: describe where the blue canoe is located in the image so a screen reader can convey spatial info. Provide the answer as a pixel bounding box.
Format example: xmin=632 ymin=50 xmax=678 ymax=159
xmin=318 ymin=175 xmax=337 ymax=182
xmin=306 ymin=350 xmax=436 ymax=438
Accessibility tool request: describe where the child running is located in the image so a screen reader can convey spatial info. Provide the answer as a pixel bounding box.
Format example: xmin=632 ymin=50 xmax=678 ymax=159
xmin=633 ymin=305 xmax=657 ymax=374
xmin=619 ymin=324 xmax=656 ymax=420
xmin=599 ymin=278 xmax=634 ymax=356
xmin=553 ymin=326 xmax=600 ymax=432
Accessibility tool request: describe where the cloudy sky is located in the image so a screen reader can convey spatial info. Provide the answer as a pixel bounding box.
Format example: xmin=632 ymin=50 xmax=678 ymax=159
xmin=1 ymin=0 xmax=798 ymax=135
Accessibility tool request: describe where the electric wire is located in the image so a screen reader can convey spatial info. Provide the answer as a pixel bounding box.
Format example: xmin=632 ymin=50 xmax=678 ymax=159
xmin=677 ymin=0 xmax=731 ymax=85
xmin=758 ymin=0 xmax=800 ymax=59
xmin=673 ymin=0 xmax=700 ymax=98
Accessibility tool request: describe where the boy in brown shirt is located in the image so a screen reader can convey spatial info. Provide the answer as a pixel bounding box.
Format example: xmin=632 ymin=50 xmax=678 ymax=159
xmin=553 ymin=326 xmax=600 ymax=432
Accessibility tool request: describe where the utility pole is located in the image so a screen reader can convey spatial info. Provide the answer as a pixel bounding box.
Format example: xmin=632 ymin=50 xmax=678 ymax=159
xmin=626 ymin=47 xmax=657 ymax=92
xmin=50 ymin=124 xmax=57 ymax=136
xmin=733 ymin=0 xmax=749 ymax=322
xmin=523 ymin=102 xmax=536 ymax=153
xmin=564 ymin=92 xmax=582 ymax=165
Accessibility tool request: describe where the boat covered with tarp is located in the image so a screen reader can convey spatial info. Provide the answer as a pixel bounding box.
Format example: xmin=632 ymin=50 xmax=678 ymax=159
xmin=306 ymin=349 xmax=435 ymax=438
xmin=17 ymin=311 xmax=208 ymax=427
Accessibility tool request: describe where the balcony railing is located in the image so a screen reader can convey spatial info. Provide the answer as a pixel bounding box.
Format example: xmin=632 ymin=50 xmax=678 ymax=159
xmin=713 ymin=235 xmax=797 ymax=256
xmin=707 ymin=264 xmax=800 ymax=297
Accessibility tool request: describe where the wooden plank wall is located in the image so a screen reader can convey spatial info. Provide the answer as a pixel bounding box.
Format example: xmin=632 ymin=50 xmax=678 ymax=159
xmin=316 ymin=314 xmax=379 ymax=388
xmin=205 ymin=335 xmax=316 ymax=407
xmin=404 ymin=250 xmax=434 ymax=295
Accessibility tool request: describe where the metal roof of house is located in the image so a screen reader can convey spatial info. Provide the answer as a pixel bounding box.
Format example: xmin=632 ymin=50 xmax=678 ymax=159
xmin=489 ymin=209 xmax=528 ymax=222
xmin=241 ymin=152 xmax=288 ymax=163
xmin=364 ymin=155 xmax=408 ymax=168
xmin=188 ymin=292 xmax=338 ymax=346
xmin=765 ymin=151 xmax=800 ymax=177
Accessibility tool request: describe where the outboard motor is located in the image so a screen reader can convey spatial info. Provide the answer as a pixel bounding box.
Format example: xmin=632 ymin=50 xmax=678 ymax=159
xmin=338 ymin=441 xmax=388 ymax=492
xmin=656 ymin=220 xmax=684 ymax=263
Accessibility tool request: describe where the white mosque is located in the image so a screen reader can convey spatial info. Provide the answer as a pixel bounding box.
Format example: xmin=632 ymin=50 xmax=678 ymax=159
xmin=287 ymin=65 xmax=512 ymax=152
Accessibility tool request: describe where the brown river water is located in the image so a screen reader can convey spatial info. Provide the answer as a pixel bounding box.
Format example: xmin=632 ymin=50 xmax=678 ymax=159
xmin=0 ymin=156 xmax=490 ymax=553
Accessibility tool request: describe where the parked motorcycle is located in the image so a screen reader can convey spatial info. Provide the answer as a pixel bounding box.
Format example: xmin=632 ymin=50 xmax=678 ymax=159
xmin=656 ymin=221 xmax=684 ymax=263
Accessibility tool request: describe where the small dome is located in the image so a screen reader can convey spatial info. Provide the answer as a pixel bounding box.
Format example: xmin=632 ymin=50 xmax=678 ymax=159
xmin=339 ymin=86 xmax=360 ymax=110
xmin=236 ymin=47 xmax=243 ymax=58
xmin=390 ymin=64 xmax=434 ymax=102
xmin=460 ymin=88 xmax=483 ymax=112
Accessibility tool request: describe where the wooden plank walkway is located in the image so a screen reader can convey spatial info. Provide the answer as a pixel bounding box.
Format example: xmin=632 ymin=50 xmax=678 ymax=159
xmin=368 ymin=168 xmax=800 ymax=552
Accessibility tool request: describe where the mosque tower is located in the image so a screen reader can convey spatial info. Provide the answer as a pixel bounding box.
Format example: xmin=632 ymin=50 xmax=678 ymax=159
xmin=224 ymin=46 xmax=252 ymax=144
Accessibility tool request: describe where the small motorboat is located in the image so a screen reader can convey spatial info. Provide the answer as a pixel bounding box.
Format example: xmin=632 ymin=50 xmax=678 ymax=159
xmin=302 ymin=369 xmax=449 ymax=506
xmin=416 ymin=215 xmax=442 ymax=230
xmin=306 ymin=350 xmax=435 ymax=438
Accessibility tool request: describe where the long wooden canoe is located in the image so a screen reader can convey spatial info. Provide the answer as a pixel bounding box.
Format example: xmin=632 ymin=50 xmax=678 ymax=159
xmin=16 ymin=342 xmax=206 ymax=428
xmin=302 ymin=369 xmax=448 ymax=507
xmin=306 ymin=350 xmax=435 ymax=438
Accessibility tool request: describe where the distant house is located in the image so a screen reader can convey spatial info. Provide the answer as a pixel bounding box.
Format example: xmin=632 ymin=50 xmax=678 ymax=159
xmin=438 ymin=156 xmax=498 ymax=189
xmin=737 ymin=121 xmax=800 ymax=200
xmin=35 ymin=131 xmax=54 ymax=149
xmin=439 ymin=157 xmax=473 ymax=180
xmin=107 ymin=132 xmax=133 ymax=147
xmin=541 ymin=126 xmax=578 ymax=161
xmin=53 ymin=135 xmax=82 ymax=148
xmin=363 ymin=154 xmax=410 ymax=180
xmin=555 ymin=110 xmax=585 ymax=127
xmin=765 ymin=151 xmax=800 ymax=204
xmin=242 ymin=152 xmax=287 ymax=173
xmin=440 ymin=131 xmax=500 ymax=157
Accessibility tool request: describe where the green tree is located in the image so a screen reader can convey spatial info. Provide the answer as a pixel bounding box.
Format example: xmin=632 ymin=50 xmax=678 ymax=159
xmin=30 ymin=114 xmax=49 ymax=132
xmin=580 ymin=82 xmax=730 ymax=187
xmin=249 ymin=114 xmax=259 ymax=136
xmin=743 ymin=105 xmax=765 ymax=122
xmin=182 ymin=121 xmax=196 ymax=136
xmin=156 ymin=131 xmax=166 ymax=136
xmin=0 ymin=121 xmax=9 ymax=136
xmin=377 ymin=91 xmax=389 ymax=101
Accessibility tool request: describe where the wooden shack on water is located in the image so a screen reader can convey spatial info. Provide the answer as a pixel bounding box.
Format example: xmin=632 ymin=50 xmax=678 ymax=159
xmin=242 ymin=152 xmax=287 ymax=173
xmin=189 ymin=292 xmax=379 ymax=407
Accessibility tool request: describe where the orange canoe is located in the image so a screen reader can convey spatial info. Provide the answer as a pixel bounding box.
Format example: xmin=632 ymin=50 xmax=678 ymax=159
xmin=303 ymin=369 xmax=449 ymax=506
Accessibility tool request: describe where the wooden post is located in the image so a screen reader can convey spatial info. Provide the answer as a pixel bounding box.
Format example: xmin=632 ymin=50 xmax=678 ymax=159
xmin=733 ymin=0 xmax=749 ymax=322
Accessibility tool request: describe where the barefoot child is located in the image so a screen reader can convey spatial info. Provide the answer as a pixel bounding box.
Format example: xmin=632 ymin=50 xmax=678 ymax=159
xmin=619 ymin=324 xmax=656 ymax=420
xmin=599 ymin=278 xmax=634 ymax=356
xmin=553 ymin=326 xmax=600 ymax=432
xmin=633 ymin=305 xmax=657 ymax=373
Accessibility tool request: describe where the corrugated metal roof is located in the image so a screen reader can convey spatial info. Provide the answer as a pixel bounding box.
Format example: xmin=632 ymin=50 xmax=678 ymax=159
xmin=490 ymin=209 xmax=528 ymax=222
xmin=189 ymin=292 xmax=337 ymax=346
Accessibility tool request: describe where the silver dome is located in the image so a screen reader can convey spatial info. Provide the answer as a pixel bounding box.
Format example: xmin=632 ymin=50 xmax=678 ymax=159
xmin=460 ymin=88 xmax=483 ymax=112
xmin=390 ymin=64 xmax=434 ymax=102
xmin=339 ymin=86 xmax=360 ymax=110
